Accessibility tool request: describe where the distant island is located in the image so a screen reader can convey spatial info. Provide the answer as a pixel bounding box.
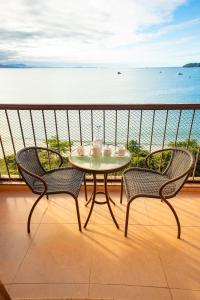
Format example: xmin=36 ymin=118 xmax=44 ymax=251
xmin=0 ymin=63 xmax=97 ymax=68
xmin=183 ymin=63 xmax=200 ymax=68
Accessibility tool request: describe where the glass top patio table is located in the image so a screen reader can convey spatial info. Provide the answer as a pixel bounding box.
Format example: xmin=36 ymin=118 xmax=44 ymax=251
xmin=68 ymin=145 xmax=131 ymax=174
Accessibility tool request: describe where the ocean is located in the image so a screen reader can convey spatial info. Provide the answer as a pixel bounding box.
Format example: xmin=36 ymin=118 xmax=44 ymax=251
xmin=0 ymin=67 xmax=200 ymax=104
xmin=0 ymin=67 xmax=200 ymax=158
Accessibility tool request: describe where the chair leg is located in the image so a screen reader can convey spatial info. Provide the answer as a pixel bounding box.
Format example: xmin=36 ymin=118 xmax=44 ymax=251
xmin=120 ymin=176 xmax=123 ymax=204
xmin=125 ymin=201 xmax=131 ymax=237
xmin=163 ymin=198 xmax=181 ymax=239
xmin=46 ymin=195 xmax=49 ymax=200
xmin=75 ymin=198 xmax=82 ymax=232
xmin=27 ymin=193 xmax=45 ymax=234
xmin=84 ymin=174 xmax=88 ymax=202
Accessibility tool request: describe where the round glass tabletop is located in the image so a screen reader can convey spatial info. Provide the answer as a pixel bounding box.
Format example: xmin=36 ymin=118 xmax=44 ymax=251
xmin=69 ymin=145 xmax=131 ymax=173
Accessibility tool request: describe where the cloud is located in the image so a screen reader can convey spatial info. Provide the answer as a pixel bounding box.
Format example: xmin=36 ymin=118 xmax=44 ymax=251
xmin=0 ymin=50 xmax=18 ymax=62
xmin=0 ymin=0 xmax=197 ymax=65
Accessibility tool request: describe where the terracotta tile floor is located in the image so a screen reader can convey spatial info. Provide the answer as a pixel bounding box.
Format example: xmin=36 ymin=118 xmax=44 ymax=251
xmin=0 ymin=188 xmax=200 ymax=300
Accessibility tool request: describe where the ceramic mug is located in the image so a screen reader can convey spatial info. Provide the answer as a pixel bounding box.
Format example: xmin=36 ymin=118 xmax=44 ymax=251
xmin=77 ymin=145 xmax=85 ymax=156
xmin=103 ymin=145 xmax=112 ymax=157
xmin=90 ymin=145 xmax=101 ymax=157
xmin=117 ymin=145 xmax=126 ymax=156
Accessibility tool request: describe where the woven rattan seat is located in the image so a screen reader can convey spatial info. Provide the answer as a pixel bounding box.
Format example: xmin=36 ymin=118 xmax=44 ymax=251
xmin=124 ymin=168 xmax=176 ymax=199
xmin=33 ymin=168 xmax=84 ymax=197
xmin=16 ymin=147 xmax=87 ymax=233
xmin=121 ymin=148 xmax=194 ymax=238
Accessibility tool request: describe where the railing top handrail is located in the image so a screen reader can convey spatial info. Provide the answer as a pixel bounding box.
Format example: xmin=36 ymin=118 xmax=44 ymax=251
xmin=0 ymin=103 xmax=200 ymax=110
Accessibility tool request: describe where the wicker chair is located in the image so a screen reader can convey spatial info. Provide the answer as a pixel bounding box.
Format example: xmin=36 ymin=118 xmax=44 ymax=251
xmin=121 ymin=148 xmax=194 ymax=238
xmin=16 ymin=147 xmax=87 ymax=233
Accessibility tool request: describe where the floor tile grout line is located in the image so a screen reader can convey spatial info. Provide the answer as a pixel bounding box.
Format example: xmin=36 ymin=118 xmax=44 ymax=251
xmin=87 ymin=238 xmax=94 ymax=299
xmin=11 ymin=223 xmax=40 ymax=284
xmin=5 ymin=282 xmax=174 ymax=289
xmin=158 ymin=253 xmax=173 ymax=300
xmin=11 ymin=203 xmax=48 ymax=284
xmin=6 ymin=281 xmax=169 ymax=291
xmin=156 ymin=246 xmax=173 ymax=300
xmin=147 ymin=224 xmax=173 ymax=300
xmin=5 ymin=283 xmax=200 ymax=292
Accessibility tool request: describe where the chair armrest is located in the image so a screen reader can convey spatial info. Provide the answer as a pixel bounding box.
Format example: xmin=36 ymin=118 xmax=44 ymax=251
xmin=17 ymin=164 xmax=47 ymax=194
xmin=36 ymin=147 xmax=63 ymax=172
xmin=159 ymin=171 xmax=189 ymax=199
xmin=37 ymin=147 xmax=64 ymax=168
xmin=145 ymin=148 xmax=169 ymax=169
xmin=145 ymin=148 xmax=176 ymax=175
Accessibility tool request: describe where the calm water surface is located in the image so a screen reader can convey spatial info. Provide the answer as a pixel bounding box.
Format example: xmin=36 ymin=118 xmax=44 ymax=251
xmin=0 ymin=67 xmax=200 ymax=103
xmin=1 ymin=67 xmax=200 ymax=157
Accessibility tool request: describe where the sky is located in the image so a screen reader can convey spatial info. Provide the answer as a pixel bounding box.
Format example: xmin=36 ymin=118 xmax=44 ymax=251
xmin=0 ymin=0 xmax=200 ymax=67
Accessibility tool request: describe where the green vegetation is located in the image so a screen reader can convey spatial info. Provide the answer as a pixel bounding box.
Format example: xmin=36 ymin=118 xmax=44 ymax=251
xmin=0 ymin=136 xmax=199 ymax=178
xmin=0 ymin=136 xmax=72 ymax=176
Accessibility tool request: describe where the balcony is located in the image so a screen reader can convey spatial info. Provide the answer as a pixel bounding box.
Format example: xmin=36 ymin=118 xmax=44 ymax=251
xmin=0 ymin=103 xmax=200 ymax=300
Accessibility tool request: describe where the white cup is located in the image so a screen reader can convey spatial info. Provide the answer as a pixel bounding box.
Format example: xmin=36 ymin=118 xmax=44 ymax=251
xmin=103 ymin=145 xmax=111 ymax=157
xmin=117 ymin=145 xmax=126 ymax=156
xmin=77 ymin=145 xmax=85 ymax=156
xmin=90 ymin=145 xmax=101 ymax=157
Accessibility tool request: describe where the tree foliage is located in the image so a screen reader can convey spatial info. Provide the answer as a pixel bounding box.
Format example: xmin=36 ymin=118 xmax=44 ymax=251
xmin=0 ymin=137 xmax=199 ymax=178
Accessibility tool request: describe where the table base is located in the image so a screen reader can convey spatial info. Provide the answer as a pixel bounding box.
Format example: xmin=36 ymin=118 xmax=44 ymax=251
xmin=85 ymin=191 xmax=116 ymax=206
xmin=84 ymin=173 xmax=119 ymax=229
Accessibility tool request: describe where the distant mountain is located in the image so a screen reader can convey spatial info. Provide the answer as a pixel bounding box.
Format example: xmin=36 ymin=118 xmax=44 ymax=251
xmin=0 ymin=63 xmax=27 ymax=68
xmin=183 ymin=63 xmax=200 ymax=68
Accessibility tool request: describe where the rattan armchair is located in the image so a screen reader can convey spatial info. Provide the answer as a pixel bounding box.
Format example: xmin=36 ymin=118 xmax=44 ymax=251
xmin=121 ymin=148 xmax=194 ymax=238
xmin=16 ymin=147 xmax=87 ymax=233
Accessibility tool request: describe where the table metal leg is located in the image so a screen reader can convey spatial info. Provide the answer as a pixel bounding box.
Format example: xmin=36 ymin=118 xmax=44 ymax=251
xmin=104 ymin=174 xmax=119 ymax=229
xmin=85 ymin=192 xmax=93 ymax=207
xmin=84 ymin=173 xmax=119 ymax=229
xmin=84 ymin=173 xmax=96 ymax=228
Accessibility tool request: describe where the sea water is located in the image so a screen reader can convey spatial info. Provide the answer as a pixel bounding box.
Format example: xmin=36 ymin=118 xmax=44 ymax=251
xmin=0 ymin=67 xmax=200 ymax=155
xmin=0 ymin=67 xmax=200 ymax=104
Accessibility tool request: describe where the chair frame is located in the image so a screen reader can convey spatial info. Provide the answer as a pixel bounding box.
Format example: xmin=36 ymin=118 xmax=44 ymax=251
xmin=16 ymin=147 xmax=87 ymax=233
xmin=120 ymin=148 xmax=194 ymax=238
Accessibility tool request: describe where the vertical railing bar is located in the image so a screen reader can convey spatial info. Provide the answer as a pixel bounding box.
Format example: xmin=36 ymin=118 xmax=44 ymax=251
xmin=91 ymin=110 xmax=94 ymax=142
xmin=54 ymin=109 xmax=60 ymax=152
xmin=186 ymin=109 xmax=196 ymax=182
xmin=66 ymin=110 xmax=71 ymax=152
xmin=79 ymin=110 xmax=83 ymax=146
xmin=137 ymin=110 xmax=143 ymax=166
xmin=103 ymin=110 xmax=105 ymax=144
xmin=113 ymin=109 xmax=118 ymax=181
xmin=5 ymin=110 xmax=16 ymax=155
xmin=186 ymin=109 xmax=196 ymax=149
xmin=29 ymin=110 xmax=37 ymax=147
xmin=149 ymin=110 xmax=155 ymax=153
xmin=42 ymin=110 xmax=51 ymax=169
xmin=17 ymin=110 xmax=26 ymax=148
xmin=42 ymin=110 xmax=49 ymax=148
xmin=160 ymin=110 xmax=169 ymax=171
xmin=162 ymin=110 xmax=169 ymax=149
xmin=5 ymin=109 xmax=17 ymax=179
xmin=192 ymin=147 xmax=199 ymax=181
xmin=126 ymin=110 xmax=130 ymax=149
xmin=174 ymin=110 xmax=182 ymax=147
xmin=0 ymin=135 xmax=11 ymax=179
xmin=115 ymin=110 xmax=117 ymax=146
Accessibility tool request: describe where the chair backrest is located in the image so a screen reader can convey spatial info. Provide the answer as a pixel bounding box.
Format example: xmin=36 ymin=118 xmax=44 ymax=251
xmin=16 ymin=147 xmax=46 ymax=190
xmin=164 ymin=148 xmax=194 ymax=182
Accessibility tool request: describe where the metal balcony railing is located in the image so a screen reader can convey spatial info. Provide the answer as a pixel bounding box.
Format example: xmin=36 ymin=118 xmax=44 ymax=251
xmin=0 ymin=103 xmax=200 ymax=182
